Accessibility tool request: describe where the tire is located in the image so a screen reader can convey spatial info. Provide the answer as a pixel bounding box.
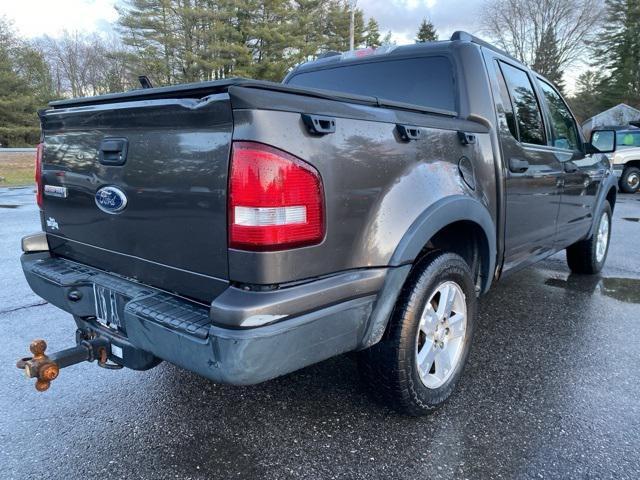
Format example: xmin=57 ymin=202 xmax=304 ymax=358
xmin=619 ymin=166 xmax=640 ymax=194
xmin=358 ymin=251 xmax=476 ymax=416
xmin=566 ymin=203 xmax=612 ymax=275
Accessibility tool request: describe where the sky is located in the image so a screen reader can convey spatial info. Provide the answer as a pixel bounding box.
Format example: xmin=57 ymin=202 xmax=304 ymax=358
xmin=0 ymin=0 xmax=483 ymax=43
xmin=0 ymin=0 xmax=582 ymax=91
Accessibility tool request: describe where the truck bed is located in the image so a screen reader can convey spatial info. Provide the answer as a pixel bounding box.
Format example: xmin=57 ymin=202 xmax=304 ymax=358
xmin=40 ymin=78 xmax=491 ymax=304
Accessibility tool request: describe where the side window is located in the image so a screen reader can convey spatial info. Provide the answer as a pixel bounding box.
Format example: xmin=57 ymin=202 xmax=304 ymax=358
xmin=537 ymin=79 xmax=580 ymax=150
xmin=498 ymin=62 xmax=546 ymax=145
xmin=616 ymin=131 xmax=640 ymax=149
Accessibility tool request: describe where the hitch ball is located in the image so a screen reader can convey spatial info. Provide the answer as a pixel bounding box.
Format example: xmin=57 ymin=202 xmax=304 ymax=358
xmin=16 ymin=339 xmax=60 ymax=392
xmin=16 ymin=335 xmax=114 ymax=392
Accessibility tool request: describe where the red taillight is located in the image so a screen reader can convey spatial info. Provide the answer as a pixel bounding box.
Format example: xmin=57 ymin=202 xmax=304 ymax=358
xmin=35 ymin=143 xmax=43 ymax=209
xmin=229 ymin=142 xmax=325 ymax=251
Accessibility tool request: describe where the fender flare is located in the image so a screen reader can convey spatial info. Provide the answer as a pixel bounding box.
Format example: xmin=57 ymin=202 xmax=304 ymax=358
xmin=358 ymin=196 xmax=497 ymax=350
xmin=390 ymin=195 xmax=497 ymax=293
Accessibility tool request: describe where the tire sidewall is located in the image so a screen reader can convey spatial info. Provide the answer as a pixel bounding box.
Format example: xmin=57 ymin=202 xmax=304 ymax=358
xmin=591 ymin=204 xmax=612 ymax=271
xmin=400 ymin=253 xmax=477 ymax=409
xmin=621 ymin=167 xmax=640 ymax=194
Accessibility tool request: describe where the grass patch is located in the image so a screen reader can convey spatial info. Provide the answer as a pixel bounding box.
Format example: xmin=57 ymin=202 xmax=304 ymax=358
xmin=0 ymin=152 xmax=34 ymax=187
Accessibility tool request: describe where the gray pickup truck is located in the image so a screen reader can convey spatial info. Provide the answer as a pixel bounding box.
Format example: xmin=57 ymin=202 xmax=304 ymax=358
xmin=18 ymin=32 xmax=618 ymax=415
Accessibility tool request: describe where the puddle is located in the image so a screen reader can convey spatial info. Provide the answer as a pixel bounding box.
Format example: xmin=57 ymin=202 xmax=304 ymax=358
xmin=623 ymin=217 xmax=640 ymax=222
xmin=0 ymin=204 xmax=19 ymax=209
xmin=545 ymin=275 xmax=640 ymax=304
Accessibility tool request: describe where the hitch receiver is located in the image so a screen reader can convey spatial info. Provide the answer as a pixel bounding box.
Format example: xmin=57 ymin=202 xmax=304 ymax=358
xmin=16 ymin=336 xmax=112 ymax=391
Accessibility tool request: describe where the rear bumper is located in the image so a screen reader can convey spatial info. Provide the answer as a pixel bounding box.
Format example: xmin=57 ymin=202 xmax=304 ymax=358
xmin=21 ymin=251 xmax=391 ymax=385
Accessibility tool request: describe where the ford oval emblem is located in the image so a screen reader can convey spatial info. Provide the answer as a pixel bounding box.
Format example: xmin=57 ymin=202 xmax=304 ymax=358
xmin=95 ymin=186 xmax=128 ymax=214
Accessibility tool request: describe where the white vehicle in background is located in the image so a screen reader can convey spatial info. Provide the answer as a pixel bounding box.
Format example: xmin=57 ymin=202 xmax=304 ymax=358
xmin=612 ymin=126 xmax=640 ymax=194
xmin=593 ymin=125 xmax=640 ymax=193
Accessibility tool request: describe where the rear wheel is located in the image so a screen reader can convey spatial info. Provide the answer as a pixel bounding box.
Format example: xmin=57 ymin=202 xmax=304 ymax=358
xmin=358 ymin=252 xmax=476 ymax=416
xmin=619 ymin=166 xmax=640 ymax=194
xmin=566 ymin=203 xmax=612 ymax=274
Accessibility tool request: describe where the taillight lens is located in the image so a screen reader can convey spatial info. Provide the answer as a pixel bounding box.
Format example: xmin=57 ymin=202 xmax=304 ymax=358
xmin=35 ymin=143 xmax=43 ymax=209
xmin=229 ymin=142 xmax=325 ymax=251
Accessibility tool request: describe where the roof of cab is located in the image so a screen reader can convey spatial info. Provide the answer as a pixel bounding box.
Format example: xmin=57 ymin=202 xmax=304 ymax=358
xmin=287 ymin=31 xmax=518 ymax=78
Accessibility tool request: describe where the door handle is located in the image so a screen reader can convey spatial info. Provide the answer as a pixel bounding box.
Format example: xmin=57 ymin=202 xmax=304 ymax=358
xmin=564 ymin=161 xmax=579 ymax=173
xmin=508 ymin=158 xmax=529 ymax=173
xmin=99 ymin=138 xmax=128 ymax=166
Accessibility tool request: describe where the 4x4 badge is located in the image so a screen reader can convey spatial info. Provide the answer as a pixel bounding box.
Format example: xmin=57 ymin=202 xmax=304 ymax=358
xmin=46 ymin=217 xmax=59 ymax=230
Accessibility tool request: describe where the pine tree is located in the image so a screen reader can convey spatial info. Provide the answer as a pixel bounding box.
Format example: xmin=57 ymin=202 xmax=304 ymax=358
xmin=117 ymin=0 xmax=383 ymax=84
xmin=568 ymin=70 xmax=604 ymax=122
xmin=364 ymin=18 xmax=381 ymax=48
xmin=245 ymin=0 xmax=294 ymax=81
xmin=323 ymin=1 xmax=365 ymax=52
xmin=415 ymin=18 xmax=437 ymax=42
xmin=532 ymin=27 xmax=565 ymax=91
xmin=0 ymin=17 xmax=53 ymax=147
xmin=292 ymin=0 xmax=328 ymax=63
xmin=117 ymin=0 xmax=180 ymax=85
xmin=592 ymin=0 xmax=640 ymax=109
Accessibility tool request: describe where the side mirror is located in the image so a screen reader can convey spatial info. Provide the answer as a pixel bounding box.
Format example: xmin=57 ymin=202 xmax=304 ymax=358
xmin=588 ymin=129 xmax=616 ymax=154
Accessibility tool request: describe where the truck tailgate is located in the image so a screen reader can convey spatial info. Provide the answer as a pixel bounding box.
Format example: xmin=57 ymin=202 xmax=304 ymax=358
xmin=40 ymin=94 xmax=232 ymax=302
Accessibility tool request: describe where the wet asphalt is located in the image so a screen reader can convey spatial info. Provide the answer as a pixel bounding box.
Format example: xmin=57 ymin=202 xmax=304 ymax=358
xmin=0 ymin=187 xmax=639 ymax=480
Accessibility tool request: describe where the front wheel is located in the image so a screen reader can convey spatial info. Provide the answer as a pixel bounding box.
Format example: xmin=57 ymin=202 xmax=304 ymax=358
xmin=358 ymin=252 xmax=476 ymax=416
xmin=566 ymin=203 xmax=612 ymax=274
xmin=619 ymin=166 xmax=640 ymax=194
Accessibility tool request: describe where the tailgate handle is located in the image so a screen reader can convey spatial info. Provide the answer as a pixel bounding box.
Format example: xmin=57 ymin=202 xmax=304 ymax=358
xmin=301 ymin=114 xmax=336 ymax=135
xmin=99 ymin=138 xmax=128 ymax=166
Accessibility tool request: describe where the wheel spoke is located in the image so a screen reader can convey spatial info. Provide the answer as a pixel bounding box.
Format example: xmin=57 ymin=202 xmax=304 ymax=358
xmin=435 ymin=285 xmax=449 ymax=319
xmin=447 ymin=313 xmax=466 ymax=338
xmin=434 ymin=348 xmax=452 ymax=379
xmin=436 ymin=284 xmax=455 ymax=319
xmin=417 ymin=340 xmax=438 ymax=374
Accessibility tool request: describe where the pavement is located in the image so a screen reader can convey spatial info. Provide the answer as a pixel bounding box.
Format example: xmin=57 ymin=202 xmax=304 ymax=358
xmin=1 ymin=187 xmax=639 ymax=480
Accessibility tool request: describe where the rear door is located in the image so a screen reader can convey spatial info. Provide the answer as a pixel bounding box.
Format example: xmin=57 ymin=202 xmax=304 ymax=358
xmin=486 ymin=55 xmax=563 ymax=272
xmin=40 ymin=95 xmax=232 ymax=302
xmin=535 ymin=78 xmax=601 ymax=247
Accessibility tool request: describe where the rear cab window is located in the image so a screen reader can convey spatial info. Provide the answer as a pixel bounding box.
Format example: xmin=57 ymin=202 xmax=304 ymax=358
xmin=497 ymin=61 xmax=546 ymax=146
xmin=286 ymin=56 xmax=456 ymax=112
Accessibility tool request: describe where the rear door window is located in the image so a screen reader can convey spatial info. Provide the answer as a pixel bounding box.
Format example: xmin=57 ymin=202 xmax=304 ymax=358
xmin=498 ymin=62 xmax=546 ymax=145
xmin=286 ymin=56 xmax=456 ymax=112
xmin=493 ymin=61 xmax=518 ymax=140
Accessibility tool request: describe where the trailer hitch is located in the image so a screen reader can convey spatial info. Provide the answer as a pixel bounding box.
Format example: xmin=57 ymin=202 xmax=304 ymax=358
xmin=16 ymin=335 xmax=115 ymax=391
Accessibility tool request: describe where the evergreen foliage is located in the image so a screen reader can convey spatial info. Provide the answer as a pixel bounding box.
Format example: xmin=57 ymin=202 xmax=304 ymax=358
xmin=415 ymin=18 xmax=437 ymax=42
xmin=364 ymin=18 xmax=381 ymax=48
xmin=0 ymin=17 xmax=53 ymax=147
xmin=532 ymin=27 xmax=565 ymax=91
xmin=591 ymin=0 xmax=640 ymax=110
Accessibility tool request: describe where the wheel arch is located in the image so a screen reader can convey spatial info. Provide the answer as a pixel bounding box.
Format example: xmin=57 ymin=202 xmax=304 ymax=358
xmin=390 ymin=195 xmax=497 ymax=295
xmin=622 ymin=159 xmax=640 ymax=169
xmin=357 ymin=197 xmax=496 ymax=350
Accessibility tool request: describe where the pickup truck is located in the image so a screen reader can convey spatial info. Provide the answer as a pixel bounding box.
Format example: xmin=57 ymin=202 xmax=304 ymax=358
xmin=17 ymin=32 xmax=618 ymax=415
xmin=592 ymin=126 xmax=640 ymax=193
